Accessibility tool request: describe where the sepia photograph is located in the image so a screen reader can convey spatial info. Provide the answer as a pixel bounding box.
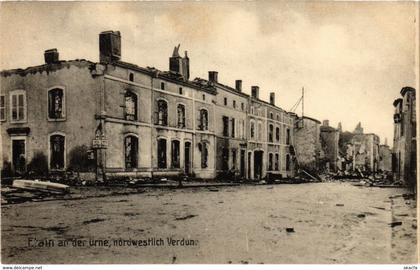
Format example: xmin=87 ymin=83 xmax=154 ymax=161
xmin=0 ymin=1 xmax=418 ymax=268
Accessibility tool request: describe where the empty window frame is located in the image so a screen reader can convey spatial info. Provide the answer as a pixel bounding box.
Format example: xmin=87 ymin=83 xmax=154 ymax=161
xmin=156 ymin=100 xmax=168 ymax=126
xmin=124 ymin=135 xmax=138 ymax=169
xmin=48 ymin=88 xmax=65 ymax=120
xmin=231 ymin=118 xmax=235 ymax=138
xmin=275 ymin=127 xmax=280 ymax=142
xmin=157 ymin=138 xmax=167 ymax=169
xmin=223 ymin=116 xmax=229 ymax=136
xmin=125 ymin=91 xmax=137 ymax=121
xmin=268 ymin=124 xmax=274 ymax=142
xmin=201 ymin=142 xmax=208 ymax=168
xmin=50 ymin=134 xmax=65 ymax=170
xmin=199 ymin=109 xmax=209 ymax=130
xmin=171 ymin=140 xmax=180 ymax=168
xmin=177 ymin=104 xmax=186 ymax=128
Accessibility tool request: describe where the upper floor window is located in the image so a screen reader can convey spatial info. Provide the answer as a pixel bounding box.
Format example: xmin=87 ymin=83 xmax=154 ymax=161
xmin=179 ymin=87 xmax=183 ymax=95
xmin=224 ymin=97 xmax=227 ymax=106
xmin=10 ymin=90 xmax=26 ymax=123
xmin=0 ymin=95 xmax=5 ymax=121
xmin=202 ymin=94 xmax=206 ymax=101
xmin=124 ymin=91 xmax=137 ymax=121
xmin=160 ymin=82 xmax=165 ymax=90
xmin=129 ymin=72 xmax=134 ymax=82
xmin=286 ymin=128 xmax=291 ymax=145
xmin=258 ymin=121 xmax=263 ymax=140
xmin=270 ymin=112 xmax=273 ymax=119
xmin=156 ymin=100 xmax=168 ymax=126
xmin=250 ymin=121 xmax=255 ymax=139
xmin=223 ymin=116 xmax=229 ymax=136
xmin=233 ymin=100 xmax=236 ymax=108
xmin=48 ymin=88 xmax=65 ymax=120
xmin=268 ymin=124 xmax=274 ymax=142
xmin=276 ymin=114 xmax=280 ymax=121
xmin=200 ymin=141 xmax=208 ymax=168
xmin=199 ymin=109 xmax=208 ymax=130
xmin=275 ymin=127 xmax=280 ymax=142
xmin=241 ymin=103 xmax=244 ymax=111
xmin=231 ymin=118 xmax=235 ymax=138
xmin=177 ymin=104 xmax=186 ymax=128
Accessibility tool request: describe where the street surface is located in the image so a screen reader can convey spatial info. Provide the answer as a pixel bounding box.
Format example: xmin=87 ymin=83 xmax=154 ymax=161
xmin=1 ymin=182 xmax=417 ymax=264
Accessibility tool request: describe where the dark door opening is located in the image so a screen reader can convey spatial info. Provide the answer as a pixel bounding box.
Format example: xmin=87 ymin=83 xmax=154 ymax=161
xmin=254 ymin=150 xmax=263 ymax=180
xmin=12 ymin=139 xmax=26 ymax=175
xmin=50 ymin=135 xmax=65 ymax=170
xmin=184 ymin=142 xmax=191 ymax=175
xmin=158 ymin=139 xmax=167 ymax=169
xmin=248 ymin=152 xmax=251 ymax=179
xmin=240 ymin=149 xmax=246 ymax=178
xmin=125 ymin=135 xmax=138 ymax=169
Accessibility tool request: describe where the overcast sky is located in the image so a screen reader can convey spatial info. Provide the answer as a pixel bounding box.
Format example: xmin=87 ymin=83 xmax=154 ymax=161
xmin=1 ymin=1 xmax=418 ymax=145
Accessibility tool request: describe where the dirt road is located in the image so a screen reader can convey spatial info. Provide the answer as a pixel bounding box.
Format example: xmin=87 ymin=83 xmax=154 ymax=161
xmin=1 ymin=182 xmax=417 ymax=264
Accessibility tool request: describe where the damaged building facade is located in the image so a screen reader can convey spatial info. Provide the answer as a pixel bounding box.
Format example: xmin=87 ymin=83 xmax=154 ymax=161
xmin=0 ymin=30 xmax=295 ymax=181
xmin=350 ymin=123 xmax=380 ymax=173
xmin=319 ymin=120 xmax=340 ymax=172
xmin=392 ymin=87 xmax=417 ymax=188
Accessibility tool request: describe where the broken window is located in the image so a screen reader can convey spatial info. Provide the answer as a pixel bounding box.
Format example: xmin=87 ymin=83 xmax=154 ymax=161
xmin=222 ymin=147 xmax=229 ymax=171
xmin=179 ymin=87 xmax=183 ymax=95
xmin=224 ymin=97 xmax=227 ymax=106
xmin=269 ymin=124 xmax=274 ymax=142
xmin=201 ymin=142 xmax=208 ymax=168
xmin=286 ymin=128 xmax=290 ymax=145
xmin=177 ymin=104 xmax=186 ymax=128
xmin=124 ymin=91 xmax=137 ymax=121
xmin=0 ymin=95 xmax=5 ymax=121
xmin=124 ymin=135 xmax=138 ymax=169
xmin=10 ymin=90 xmax=26 ymax=122
xmin=232 ymin=148 xmax=237 ymax=170
xmin=275 ymin=153 xmax=279 ymax=170
xmin=160 ymin=82 xmax=165 ymax=90
xmin=50 ymin=134 xmax=65 ymax=170
xmin=171 ymin=140 xmax=180 ymax=168
xmin=129 ymin=73 xmax=134 ymax=82
xmin=231 ymin=118 xmax=235 ymax=138
xmin=233 ymin=100 xmax=236 ymax=108
xmin=156 ymin=100 xmax=168 ymax=126
xmin=223 ymin=116 xmax=229 ymax=136
xmin=48 ymin=88 xmax=64 ymax=119
xmin=275 ymin=127 xmax=280 ymax=142
xmin=157 ymin=138 xmax=167 ymax=169
xmin=199 ymin=109 xmax=209 ymax=130
xmin=269 ymin=153 xmax=273 ymax=171
xmin=250 ymin=121 xmax=255 ymax=139
xmin=241 ymin=102 xmax=244 ymax=111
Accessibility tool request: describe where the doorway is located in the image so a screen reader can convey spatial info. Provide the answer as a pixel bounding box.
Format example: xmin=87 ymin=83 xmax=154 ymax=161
xmin=184 ymin=142 xmax=191 ymax=174
xmin=50 ymin=134 xmax=65 ymax=170
xmin=12 ymin=139 xmax=26 ymax=175
xmin=240 ymin=149 xmax=245 ymax=178
xmin=254 ymin=150 xmax=263 ymax=180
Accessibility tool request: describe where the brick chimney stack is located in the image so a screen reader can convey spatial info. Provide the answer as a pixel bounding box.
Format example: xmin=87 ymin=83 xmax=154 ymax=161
xmin=323 ymin=120 xmax=330 ymax=127
xmin=270 ymin=92 xmax=275 ymax=105
xmin=235 ymin=80 xmax=242 ymax=92
xmin=99 ymin=30 xmax=121 ymax=63
xmin=44 ymin=49 xmax=59 ymax=64
xmin=208 ymin=71 xmax=218 ymax=83
xmin=251 ymin=86 xmax=259 ymax=99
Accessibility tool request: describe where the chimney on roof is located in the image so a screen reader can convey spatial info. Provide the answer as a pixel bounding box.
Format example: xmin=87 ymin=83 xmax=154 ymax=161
xmin=322 ymin=120 xmax=329 ymax=127
xmin=99 ymin=30 xmax=121 ymax=63
xmin=208 ymin=71 xmax=218 ymax=83
xmin=251 ymin=86 xmax=259 ymax=99
xmin=169 ymin=44 xmax=190 ymax=81
xmin=269 ymin=92 xmax=275 ymax=105
xmin=235 ymin=80 xmax=242 ymax=92
xmin=44 ymin=49 xmax=59 ymax=64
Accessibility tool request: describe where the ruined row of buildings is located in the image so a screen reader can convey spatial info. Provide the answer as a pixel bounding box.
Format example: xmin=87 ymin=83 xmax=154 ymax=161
xmin=392 ymin=87 xmax=417 ymax=188
xmin=0 ymin=31 xmax=296 ymax=181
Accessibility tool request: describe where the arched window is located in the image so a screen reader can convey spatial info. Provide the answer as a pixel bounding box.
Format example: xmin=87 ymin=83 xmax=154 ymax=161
xmin=50 ymin=134 xmax=65 ymax=170
xmin=286 ymin=128 xmax=291 ymax=145
xmin=275 ymin=127 xmax=280 ymax=142
xmin=10 ymin=90 xmax=26 ymax=122
xmin=268 ymin=153 xmax=273 ymax=171
xmin=275 ymin=153 xmax=279 ymax=171
xmin=177 ymin=104 xmax=186 ymax=128
xmin=48 ymin=88 xmax=65 ymax=119
xmin=156 ymin=100 xmax=168 ymax=126
xmin=157 ymin=138 xmax=167 ymax=168
xmin=171 ymin=140 xmax=180 ymax=168
xmin=270 ymin=112 xmax=273 ymax=119
xmin=124 ymin=135 xmax=138 ymax=169
xmin=199 ymin=109 xmax=208 ymax=130
xmin=201 ymin=141 xmax=208 ymax=168
xmin=268 ymin=124 xmax=274 ymax=142
xmin=125 ymin=91 xmax=137 ymax=121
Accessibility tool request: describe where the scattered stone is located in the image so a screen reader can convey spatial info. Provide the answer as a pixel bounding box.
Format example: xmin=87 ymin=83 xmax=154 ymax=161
xmin=175 ymin=214 xmax=197 ymax=221
xmin=412 ymin=224 xmax=417 ymax=229
xmin=336 ymin=203 xmax=344 ymax=207
xmin=357 ymin=214 xmax=366 ymax=218
xmin=286 ymin=227 xmax=295 ymax=233
xmin=389 ymin=221 xmax=402 ymax=227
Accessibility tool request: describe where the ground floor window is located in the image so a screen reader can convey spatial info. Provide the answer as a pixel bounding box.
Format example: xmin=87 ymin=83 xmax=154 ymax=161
xmin=50 ymin=134 xmax=65 ymax=170
xmin=222 ymin=147 xmax=229 ymax=171
xmin=201 ymin=142 xmax=208 ymax=168
xmin=232 ymin=149 xmax=237 ymax=170
xmin=275 ymin=153 xmax=279 ymax=171
xmin=286 ymin=154 xmax=291 ymax=171
xmin=124 ymin=135 xmax=138 ymax=169
xmin=269 ymin=153 xmax=273 ymax=171
xmin=157 ymin=138 xmax=167 ymax=169
xmin=171 ymin=140 xmax=180 ymax=168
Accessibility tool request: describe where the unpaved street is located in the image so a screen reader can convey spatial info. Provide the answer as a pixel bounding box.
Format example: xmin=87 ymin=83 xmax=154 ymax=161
xmin=1 ymin=182 xmax=417 ymax=264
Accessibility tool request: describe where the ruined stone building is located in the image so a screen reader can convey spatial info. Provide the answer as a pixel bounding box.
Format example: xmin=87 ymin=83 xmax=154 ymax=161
xmin=350 ymin=123 xmax=380 ymax=173
xmin=392 ymin=87 xmax=416 ymax=187
xmin=292 ymin=115 xmax=322 ymax=172
xmin=0 ymin=30 xmax=295 ymax=181
xmin=320 ymin=120 xmax=340 ymax=172
xmin=378 ymin=143 xmax=392 ymax=172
